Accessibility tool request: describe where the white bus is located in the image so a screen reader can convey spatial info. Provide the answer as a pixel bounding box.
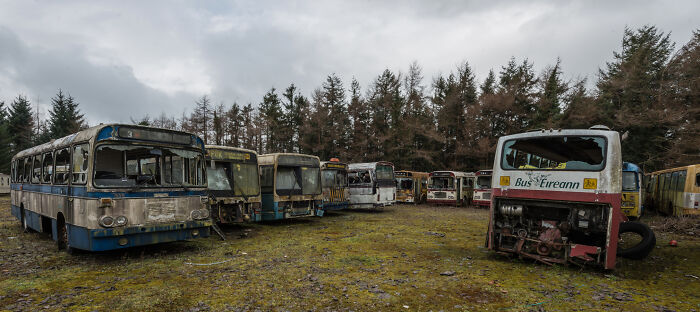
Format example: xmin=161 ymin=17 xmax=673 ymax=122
xmin=487 ymin=126 xmax=655 ymax=269
xmin=10 ymin=124 xmax=211 ymax=252
xmin=426 ymin=171 xmax=475 ymax=206
xmin=348 ymin=162 xmax=396 ymax=209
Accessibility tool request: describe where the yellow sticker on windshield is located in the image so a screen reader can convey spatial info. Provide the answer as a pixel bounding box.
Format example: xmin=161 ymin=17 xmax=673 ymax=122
xmin=583 ymin=178 xmax=597 ymax=189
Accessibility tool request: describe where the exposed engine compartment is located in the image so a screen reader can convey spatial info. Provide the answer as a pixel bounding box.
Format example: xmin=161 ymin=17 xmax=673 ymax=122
xmin=492 ymin=198 xmax=610 ymax=266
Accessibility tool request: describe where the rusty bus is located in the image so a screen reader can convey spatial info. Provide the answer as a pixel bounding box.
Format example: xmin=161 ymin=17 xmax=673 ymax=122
xmin=647 ymin=164 xmax=700 ymax=216
xmin=426 ymin=171 xmax=475 ymax=206
xmin=472 ymin=170 xmax=492 ymax=208
xmin=320 ymin=159 xmax=349 ymax=211
xmin=395 ymin=171 xmax=429 ymax=204
xmin=10 ymin=124 xmax=211 ymax=252
xmin=487 ymin=126 xmax=655 ymax=269
xmin=348 ymin=162 xmax=396 ymax=209
xmin=258 ymin=153 xmax=323 ymax=220
xmin=205 ymin=145 xmax=261 ymax=223
xmin=621 ymin=162 xmax=644 ymax=219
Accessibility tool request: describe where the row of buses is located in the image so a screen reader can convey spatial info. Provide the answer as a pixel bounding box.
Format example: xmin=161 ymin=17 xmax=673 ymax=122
xmin=8 ymin=124 xmax=402 ymax=252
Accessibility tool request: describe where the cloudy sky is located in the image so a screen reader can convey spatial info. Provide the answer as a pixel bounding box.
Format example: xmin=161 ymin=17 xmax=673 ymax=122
xmin=0 ymin=0 xmax=697 ymax=124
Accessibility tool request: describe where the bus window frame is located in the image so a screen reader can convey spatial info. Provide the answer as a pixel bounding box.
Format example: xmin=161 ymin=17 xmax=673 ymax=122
xmin=54 ymin=147 xmax=71 ymax=185
xmin=72 ymin=142 xmax=90 ymax=185
xmin=500 ymin=135 xmax=608 ymax=172
xmin=41 ymin=151 xmax=54 ymax=184
xmin=31 ymin=155 xmax=41 ymax=184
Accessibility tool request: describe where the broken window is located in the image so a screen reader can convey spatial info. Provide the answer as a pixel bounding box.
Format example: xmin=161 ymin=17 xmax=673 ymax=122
xmin=322 ymin=169 xmax=347 ymax=188
xmin=349 ymin=170 xmax=372 ymax=185
xmin=54 ymin=148 xmax=71 ymax=185
xmin=502 ymin=136 xmax=607 ymax=171
xmin=93 ymin=144 xmax=204 ymax=187
xmin=429 ymin=177 xmax=454 ymax=189
xmin=476 ymin=176 xmax=492 ymax=189
xmin=42 ymin=152 xmax=53 ymax=184
xmin=72 ymin=144 xmax=89 ymax=184
xmin=396 ymin=178 xmax=413 ymax=190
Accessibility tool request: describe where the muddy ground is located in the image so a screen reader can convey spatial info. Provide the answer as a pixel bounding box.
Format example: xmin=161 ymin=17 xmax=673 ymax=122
xmin=0 ymin=196 xmax=698 ymax=311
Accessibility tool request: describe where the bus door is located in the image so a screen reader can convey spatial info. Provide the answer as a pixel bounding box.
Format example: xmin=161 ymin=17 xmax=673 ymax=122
xmin=456 ymin=178 xmax=462 ymax=203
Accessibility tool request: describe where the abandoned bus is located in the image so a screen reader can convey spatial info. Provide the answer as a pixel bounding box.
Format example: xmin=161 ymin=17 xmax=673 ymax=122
xmin=473 ymin=170 xmax=493 ymax=208
xmin=488 ymin=127 xmax=655 ymax=269
xmin=320 ymin=159 xmax=349 ymax=211
xmin=258 ymin=153 xmax=323 ymax=220
xmin=647 ymin=164 xmax=700 ymax=216
xmin=426 ymin=171 xmax=475 ymax=206
xmin=205 ymin=145 xmax=261 ymax=223
xmin=10 ymin=124 xmax=211 ymax=252
xmin=348 ymin=162 xmax=396 ymax=209
xmin=395 ymin=171 xmax=429 ymax=204
xmin=621 ymin=162 xmax=645 ymax=219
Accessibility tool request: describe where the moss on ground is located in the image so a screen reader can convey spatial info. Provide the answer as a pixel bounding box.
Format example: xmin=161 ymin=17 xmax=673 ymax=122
xmin=0 ymin=196 xmax=698 ymax=311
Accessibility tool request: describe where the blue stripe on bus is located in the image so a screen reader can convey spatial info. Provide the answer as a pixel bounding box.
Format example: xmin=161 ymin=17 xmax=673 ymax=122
xmin=322 ymin=201 xmax=349 ymax=211
xmin=11 ymin=183 xmax=206 ymax=198
xmin=11 ymin=204 xmax=211 ymax=251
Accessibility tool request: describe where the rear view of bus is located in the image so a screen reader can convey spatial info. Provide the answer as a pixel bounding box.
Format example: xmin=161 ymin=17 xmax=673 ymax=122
xmin=472 ymin=170 xmax=492 ymax=208
xmin=348 ymin=162 xmax=395 ymax=209
xmin=320 ymin=159 xmax=349 ymax=211
xmin=10 ymin=124 xmax=211 ymax=252
xmin=487 ymin=127 xmax=626 ymax=269
xmin=621 ymin=162 xmax=644 ymax=219
xmin=258 ymin=153 xmax=323 ymax=220
xmin=205 ymin=146 xmax=261 ymax=223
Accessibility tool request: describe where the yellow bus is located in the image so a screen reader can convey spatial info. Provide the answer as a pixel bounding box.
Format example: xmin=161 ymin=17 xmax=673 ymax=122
xmin=647 ymin=164 xmax=700 ymax=216
xmin=395 ymin=171 xmax=429 ymax=204
xmin=621 ymin=162 xmax=644 ymax=219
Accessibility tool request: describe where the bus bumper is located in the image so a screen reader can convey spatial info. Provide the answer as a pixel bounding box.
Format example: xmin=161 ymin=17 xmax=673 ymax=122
xmin=427 ymin=199 xmax=456 ymax=205
xmin=473 ymin=199 xmax=490 ymax=208
xmin=65 ymin=220 xmax=212 ymax=251
xmin=322 ymin=201 xmax=349 ymax=211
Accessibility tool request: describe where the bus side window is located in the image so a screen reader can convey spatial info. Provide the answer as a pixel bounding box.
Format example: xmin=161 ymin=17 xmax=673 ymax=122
xmin=54 ymin=148 xmax=71 ymax=185
xmin=696 ymin=173 xmax=700 ymax=187
xmin=32 ymin=155 xmax=41 ymax=184
xmin=677 ymin=170 xmax=687 ymax=191
xmin=42 ymin=152 xmax=54 ymax=184
xmin=72 ymin=144 xmax=89 ymax=184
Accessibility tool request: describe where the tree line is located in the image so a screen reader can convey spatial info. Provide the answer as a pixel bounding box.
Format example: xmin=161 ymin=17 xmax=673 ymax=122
xmin=2 ymin=26 xmax=698 ymax=174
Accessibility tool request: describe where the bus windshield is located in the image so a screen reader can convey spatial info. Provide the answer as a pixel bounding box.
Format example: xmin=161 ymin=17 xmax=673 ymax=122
xmin=94 ymin=144 xmax=205 ymax=187
xmin=397 ymin=178 xmax=413 ymax=190
xmin=476 ymin=176 xmax=492 ymax=189
xmin=501 ymin=136 xmax=607 ymax=171
xmin=276 ymin=166 xmax=321 ymax=195
xmin=376 ymin=165 xmax=394 ymax=180
xmin=322 ymin=169 xmax=347 ymax=188
xmin=622 ymin=172 xmax=638 ymax=191
xmin=429 ymin=177 xmax=454 ymax=189
xmin=207 ymin=162 xmax=259 ymax=196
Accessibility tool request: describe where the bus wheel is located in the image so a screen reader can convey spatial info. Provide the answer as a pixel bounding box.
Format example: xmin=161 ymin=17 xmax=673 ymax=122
xmin=617 ymin=221 xmax=656 ymax=260
xmin=56 ymin=215 xmax=74 ymax=254
xmin=19 ymin=206 xmax=29 ymax=232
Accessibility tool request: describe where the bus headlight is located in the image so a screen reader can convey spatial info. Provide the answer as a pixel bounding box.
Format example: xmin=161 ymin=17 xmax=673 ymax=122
xmin=99 ymin=216 xmax=115 ymax=227
xmin=115 ymin=216 xmax=128 ymax=226
xmin=199 ymin=208 xmax=210 ymax=219
xmin=191 ymin=210 xmax=201 ymax=220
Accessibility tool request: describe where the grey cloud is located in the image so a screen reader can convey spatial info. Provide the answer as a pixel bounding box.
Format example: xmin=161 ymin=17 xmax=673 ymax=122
xmin=0 ymin=27 xmax=195 ymax=124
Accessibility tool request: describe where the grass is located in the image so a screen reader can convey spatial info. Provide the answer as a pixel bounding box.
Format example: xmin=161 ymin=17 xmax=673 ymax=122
xmin=0 ymin=196 xmax=699 ymax=311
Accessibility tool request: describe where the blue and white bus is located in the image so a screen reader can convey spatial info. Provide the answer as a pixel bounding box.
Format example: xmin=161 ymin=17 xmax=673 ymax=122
xmin=10 ymin=124 xmax=212 ymax=252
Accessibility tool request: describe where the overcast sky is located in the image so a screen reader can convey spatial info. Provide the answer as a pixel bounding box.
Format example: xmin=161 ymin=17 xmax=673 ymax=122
xmin=0 ymin=0 xmax=697 ymax=124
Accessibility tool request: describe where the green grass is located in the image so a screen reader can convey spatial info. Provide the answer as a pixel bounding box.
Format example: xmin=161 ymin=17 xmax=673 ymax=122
xmin=0 ymin=197 xmax=698 ymax=311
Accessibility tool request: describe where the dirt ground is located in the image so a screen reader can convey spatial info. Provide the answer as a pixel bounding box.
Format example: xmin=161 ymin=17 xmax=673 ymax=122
xmin=0 ymin=196 xmax=698 ymax=312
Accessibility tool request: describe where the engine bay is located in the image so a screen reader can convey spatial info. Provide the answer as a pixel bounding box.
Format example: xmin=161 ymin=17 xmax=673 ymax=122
xmin=491 ymin=198 xmax=611 ymax=266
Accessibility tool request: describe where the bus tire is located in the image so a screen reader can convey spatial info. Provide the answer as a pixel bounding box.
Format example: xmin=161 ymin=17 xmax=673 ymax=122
xmin=19 ymin=206 xmax=29 ymax=232
xmin=56 ymin=214 xmax=74 ymax=254
xmin=617 ymin=221 xmax=656 ymax=260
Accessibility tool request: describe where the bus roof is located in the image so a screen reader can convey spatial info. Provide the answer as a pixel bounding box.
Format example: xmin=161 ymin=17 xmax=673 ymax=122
xmin=622 ymin=162 xmax=643 ymax=173
xmin=649 ymin=164 xmax=699 ymax=175
xmin=429 ymin=171 xmax=474 ymax=178
xmin=475 ymin=170 xmax=493 ymax=176
xmin=396 ymin=170 xmax=429 ymax=178
xmin=13 ymin=123 xmax=203 ymax=160
xmin=258 ymin=153 xmax=320 ymax=166
xmin=348 ymin=162 xmax=394 ymax=170
xmin=499 ymin=128 xmax=618 ymax=141
xmin=205 ymin=145 xmax=257 ymax=155
xmin=320 ymin=160 xmax=348 ymax=169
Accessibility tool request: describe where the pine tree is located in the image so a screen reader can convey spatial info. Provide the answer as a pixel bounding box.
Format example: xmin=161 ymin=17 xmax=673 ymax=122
xmin=347 ymin=78 xmax=371 ymax=162
xmin=0 ymin=102 xmax=11 ymax=173
xmin=596 ymin=25 xmax=675 ymax=167
xmin=225 ymin=102 xmax=242 ymax=147
xmin=258 ymin=88 xmax=283 ymax=153
xmin=192 ymin=95 xmax=213 ymax=144
xmin=8 ymin=95 xmax=35 ymax=154
xmin=533 ymin=59 xmax=568 ymax=128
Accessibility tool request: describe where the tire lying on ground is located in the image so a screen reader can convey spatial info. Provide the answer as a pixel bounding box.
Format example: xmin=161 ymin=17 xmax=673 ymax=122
xmin=617 ymin=221 xmax=656 ymax=260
